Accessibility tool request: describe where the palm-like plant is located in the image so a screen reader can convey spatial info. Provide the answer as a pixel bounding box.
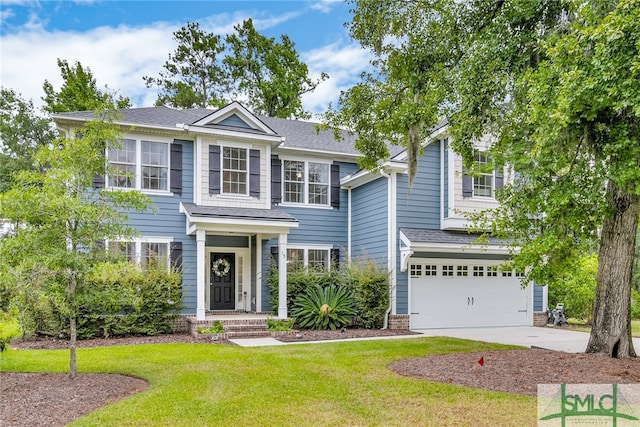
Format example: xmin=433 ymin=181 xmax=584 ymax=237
xmin=291 ymin=285 xmax=356 ymax=330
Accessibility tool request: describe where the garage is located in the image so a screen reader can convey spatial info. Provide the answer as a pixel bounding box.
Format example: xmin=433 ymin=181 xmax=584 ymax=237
xmin=408 ymin=260 xmax=530 ymax=329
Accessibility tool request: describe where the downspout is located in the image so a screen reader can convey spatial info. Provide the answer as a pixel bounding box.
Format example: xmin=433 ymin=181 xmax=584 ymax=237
xmin=379 ymin=168 xmax=393 ymax=329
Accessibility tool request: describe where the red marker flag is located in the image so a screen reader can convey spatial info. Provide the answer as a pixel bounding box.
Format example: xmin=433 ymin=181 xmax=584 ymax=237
xmin=478 ymin=356 xmax=484 ymax=366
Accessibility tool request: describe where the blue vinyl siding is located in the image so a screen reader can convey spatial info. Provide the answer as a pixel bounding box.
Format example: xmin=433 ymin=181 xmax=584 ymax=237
xmin=394 ymin=142 xmax=441 ymax=314
xmin=534 ymin=283 xmax=544 ymax=311
xmin=125 ymin=140 xmax=197 ymax=313
xmin=260 ymin=161 xmax=358 ymax=311
xmin=351 ymin=177 xmax=388 ymax=264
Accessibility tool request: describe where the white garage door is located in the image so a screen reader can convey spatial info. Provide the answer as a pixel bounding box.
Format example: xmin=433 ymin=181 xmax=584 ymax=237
xmin=409 ymin=261 xmax=529 ymax=329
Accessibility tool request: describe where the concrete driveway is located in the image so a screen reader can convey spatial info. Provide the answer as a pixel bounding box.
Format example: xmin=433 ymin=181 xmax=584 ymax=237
xmin=416 ymin=326 xmax=640 ymax=353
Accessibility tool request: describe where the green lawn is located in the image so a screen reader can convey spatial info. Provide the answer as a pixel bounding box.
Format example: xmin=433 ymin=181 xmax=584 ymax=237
xmin=568 ymin=319 xmax=640 ymax=337
xmin=0 ymin=337 xmax=536 ymax=426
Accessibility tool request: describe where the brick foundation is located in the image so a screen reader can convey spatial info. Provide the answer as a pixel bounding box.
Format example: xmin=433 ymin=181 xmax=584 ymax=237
xmin=387 ymin=314 xmax=410 ymax=330
xmin=533 ymin=312 xmax=548 ymax=327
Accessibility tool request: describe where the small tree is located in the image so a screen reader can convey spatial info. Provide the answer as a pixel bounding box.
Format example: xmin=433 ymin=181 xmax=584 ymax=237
xmin=0 ymin=104 xmax=149 ymax=377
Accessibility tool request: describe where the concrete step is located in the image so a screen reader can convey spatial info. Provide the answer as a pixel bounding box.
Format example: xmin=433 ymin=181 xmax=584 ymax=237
xmin=225 ymin=330 xmax=272 ymax=338
xmin=223 ymin=323 xmax=268 ymax=332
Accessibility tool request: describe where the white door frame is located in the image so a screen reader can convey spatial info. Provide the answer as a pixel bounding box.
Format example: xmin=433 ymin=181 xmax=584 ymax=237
xmin=205 ymin=246 xmax=251 ymax=311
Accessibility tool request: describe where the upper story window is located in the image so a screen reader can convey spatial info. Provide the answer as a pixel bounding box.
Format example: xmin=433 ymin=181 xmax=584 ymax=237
xmin=222 ymin=147 xmax=247 ymax=195
xmin=283 ymin=160 xmax=329 ymax=206
xmin=473 ymin=151 xmax=493 ymax=198
xmin=108 ymin=138 xmax=169 ymax=192
xmin=462 ymin=150 xmax=504 ymax=199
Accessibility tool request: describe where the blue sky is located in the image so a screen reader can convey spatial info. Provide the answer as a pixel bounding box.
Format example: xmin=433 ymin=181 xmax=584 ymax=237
xmin=0 ymin=0 xmax=371 ymax=116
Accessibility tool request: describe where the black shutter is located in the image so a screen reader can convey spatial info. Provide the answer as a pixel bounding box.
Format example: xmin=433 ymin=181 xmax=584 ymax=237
xmin=93 ymin=174 xmax=105 ymax=189
xmin=495 ymin=166 xmax=504 ymax=191
xmin=270 ymin=246 xmax=279 ymax=268
xmin=271 ymin=155 xmax=282 ymax=205
xmin=330 ymin=248 xmax=340 ymax=271
xmin=330 ymin=163 xmax=340 ymax=208
xmin=249 ymin=149 xmax=260 ymax=197
xmin=170 ymin=142 xmax=183 ymax=194
xmin=170 ymin=241 xmax=183 ymax=270
xmin=209 ymin=145 xmax=221 ymax=194
xmin=462 ymin=166 xmax=473 ymax=197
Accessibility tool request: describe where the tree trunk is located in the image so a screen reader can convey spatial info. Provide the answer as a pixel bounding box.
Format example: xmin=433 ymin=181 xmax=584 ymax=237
xmin=586 ymin=181 xmax=640 ymax=358
xmin=69 ymin=314 xmax=77 ymax=379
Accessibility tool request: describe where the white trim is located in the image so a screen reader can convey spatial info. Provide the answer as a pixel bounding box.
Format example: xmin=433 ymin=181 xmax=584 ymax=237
xmin=256 ymin=234 xmax=263 ymax=312
xmin=347 ymin=188 xmax=352 ymax=260
xmin=205 ymin=246 xmax=251 ymax=312
xmin=279 ymin=157 xmax=332 ymax=208
xmin=196 ymin=230 xmax=206 ymax=320
xmin=389 ymin=171 xmax=397 ymax=315
xmin=191 ymin=102 xmax=276 ymax=135
xmin=440 ymin=139 xmax=445 ymax=229
xmin=195 ymin=136 xmax=202 ymax=205
xmin=274 ymin=146 xmax=357 ymax=162
xmin=265 ymin=145 xmax=272 ymax=209
xmin=217 ymin=140 xmax=254 ymax=149
xmin=278 ymin=233 xmax=288 ymax=319
xmin=220 ymin=145 xmax=250 ymax=198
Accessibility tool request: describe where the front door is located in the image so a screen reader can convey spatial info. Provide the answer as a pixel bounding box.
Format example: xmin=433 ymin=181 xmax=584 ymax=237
xmin=210 ymin=253 xmax=235 ymax=310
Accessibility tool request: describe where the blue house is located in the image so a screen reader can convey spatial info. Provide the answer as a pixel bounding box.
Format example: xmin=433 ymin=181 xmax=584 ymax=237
xmin=52 ymin=102 xmax=546 ymax=330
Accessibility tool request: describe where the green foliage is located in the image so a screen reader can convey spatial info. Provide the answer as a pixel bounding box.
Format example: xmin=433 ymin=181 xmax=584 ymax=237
xmin=291 ymin=284 xmax=356 ymax=330
xmin=74 ymin=262 xmax=183 ymax=339
xmin=0 ymin=105 xmax=150 ymax=375
xmin=143 ymin=22 xmax=228 ymax=109
xmin=0 ymin=87 xmax=55 ymax=192
xmin=266 ymin=317 xmax=294 ymax=332
xmin=144 ymin=19 xmax=324 ymax=118
xmin=344 ymin=259 xmax=390 ymax=329
xmin=224 ymin=18 xmax=327 ymax=119
xmin=632 ymin=290 xmax=640 ymax=320
xmin=198 ymin=320 xmax=225 ymax=335
xmin=267 ymin=262 xmax=342 ymax=312
xmin=548 ymin=255 xmax=597 ymax=322
xmin=0 ymin=309 xmax=21 ymax=351
xmin=42 ymin=58 xmax=130 ymax=113
xmin=268 ymin=257 xmax=389 ymax=329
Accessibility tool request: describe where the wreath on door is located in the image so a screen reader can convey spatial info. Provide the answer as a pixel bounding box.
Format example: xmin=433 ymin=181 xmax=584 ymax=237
xmin=212 ymin=258 xmax=231 ymax=277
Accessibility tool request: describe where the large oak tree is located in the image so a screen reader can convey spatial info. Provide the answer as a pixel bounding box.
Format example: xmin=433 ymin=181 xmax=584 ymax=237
xmin=329 ymin=0 xmax=639 ymax=357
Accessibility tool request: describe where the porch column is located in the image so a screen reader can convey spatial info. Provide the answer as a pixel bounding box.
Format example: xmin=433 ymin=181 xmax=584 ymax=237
xmin=278 ymin=233 xmax=288 ymax=319
xmin=196 ymin=229 xmax=206 ymax=321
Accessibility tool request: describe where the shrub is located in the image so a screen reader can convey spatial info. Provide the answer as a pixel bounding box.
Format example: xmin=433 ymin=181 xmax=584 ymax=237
xmin=266 ymin=317 xmax=294 ymax=331
xmin=0 ymin=309 xmax=21 ymax=351
xmin=632 ymin=289 xmax=640 ymax=320
xmin=344 ymin=259 xmax=389 ymax=329
xmin=291 ymin=284 xmax=356 ymax=330
xmin=75 ymin=262 xmax=183 ymax=339
xmin=199 ymin=320 xmax=224 ymax=334
xmin=268 ymin=261 xmax=342 ymax=312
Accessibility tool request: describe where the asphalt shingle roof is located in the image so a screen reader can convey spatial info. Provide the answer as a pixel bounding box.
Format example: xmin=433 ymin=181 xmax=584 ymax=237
xmin=181 ymin=203 xmax=297 ymax=223
xmin=400 ymin=228 xmax=511 ymax=246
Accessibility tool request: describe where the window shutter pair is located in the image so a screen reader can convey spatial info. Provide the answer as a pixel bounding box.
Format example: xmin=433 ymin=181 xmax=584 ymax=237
xmin=269 ymin=156 xmax=340 ymax=207
xmin=209 ymin=145 xmax=260 ymax=197
xmin=461 ymin=165 xmax=504 ymax=197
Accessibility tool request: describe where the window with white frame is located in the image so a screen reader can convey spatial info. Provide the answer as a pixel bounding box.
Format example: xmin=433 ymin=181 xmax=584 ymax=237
xmin=222 ymin=146 xmax=247 ymax=195
xmin=487 ymin=265 xmax=499 ymax=277
xmin=457 ymin=265 xmax=468 ymax=277
xmin=287 ymin=247 xmax=331 ymax=271
xmin=108 ymin=239 xmax=171 ymax=269
xmin=473 ymin=266 xmax=484 ymax=277
xmin=473 ymin=151 xmax=493 ymax=198
xmin=283 ymin=160 xmax=329 ymax=205
xmin=108 ymin=138 xmax=169 ymax=191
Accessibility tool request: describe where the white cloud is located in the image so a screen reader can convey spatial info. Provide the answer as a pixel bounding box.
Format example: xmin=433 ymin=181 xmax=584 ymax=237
xmin=301 ymin=41 xmax=372 ymax=115
xmin=309 ymin=0 xmax=343 ymax=14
